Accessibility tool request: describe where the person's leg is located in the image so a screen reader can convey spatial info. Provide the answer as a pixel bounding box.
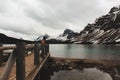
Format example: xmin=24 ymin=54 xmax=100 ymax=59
xmin=41 ymin=45 xmax=44 ymax=58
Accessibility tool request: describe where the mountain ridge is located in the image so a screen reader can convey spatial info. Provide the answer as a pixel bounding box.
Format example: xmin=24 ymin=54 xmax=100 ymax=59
xmin=73 ymin=5 xmax=120 ymax=44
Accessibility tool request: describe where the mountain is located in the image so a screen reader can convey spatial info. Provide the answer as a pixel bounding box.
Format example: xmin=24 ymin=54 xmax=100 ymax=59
xmin=74 ymin=5 xmax=120 ymax=44
xmin=36 ymin=5 xmax=120 ymax=44
xmin=58 ymin=29 xmax=79 ymax=40
xmin=46 ymin=29 xmax=79 ymax=43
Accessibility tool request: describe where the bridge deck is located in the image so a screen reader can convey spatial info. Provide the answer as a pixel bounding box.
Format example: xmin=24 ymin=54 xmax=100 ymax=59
xmin=0 ymin=53 xmax=50 ymax=80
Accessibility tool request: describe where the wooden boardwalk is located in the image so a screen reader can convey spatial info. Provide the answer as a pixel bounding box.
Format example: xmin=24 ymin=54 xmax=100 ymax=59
xmin=0 ymin=53 xmax=35 ymax=80
xmin=26 ymin=53 xmax=50 ymax=80
xmin=0 ymin=53 xmax=50 ymax=80
xmin=0 ymin=42 xmax=50 ymax=80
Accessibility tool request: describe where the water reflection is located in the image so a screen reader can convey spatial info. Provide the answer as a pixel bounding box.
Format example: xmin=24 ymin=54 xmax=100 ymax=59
xmin=50 ymin=44 xmax=120 ymax=60
xmin=64 ymin=45 xmax=72 ymax=58
xmin=51 ymin=68 xmax=112 ymax=80
xmin=35 ymin=68 xmax=112 ymax=80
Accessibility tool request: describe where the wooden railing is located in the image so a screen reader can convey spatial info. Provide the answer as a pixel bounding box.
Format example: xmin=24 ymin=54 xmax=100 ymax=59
xmin=0 ymin=42 xmax=49 ymax=80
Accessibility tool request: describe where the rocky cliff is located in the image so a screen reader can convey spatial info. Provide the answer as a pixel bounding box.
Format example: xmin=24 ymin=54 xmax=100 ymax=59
xmin=75 ymin=6 xmax=120 ymax=44
xmin=58 ymin=29 xmax=79 ymax=40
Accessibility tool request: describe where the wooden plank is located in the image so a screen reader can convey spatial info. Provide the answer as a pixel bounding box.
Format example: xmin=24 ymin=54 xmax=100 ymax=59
xmin=3 ymin=52 xmax=34 ymax=80
xmin=0 ymin=50 xmax=16 ymax=80
xmin=26 ymin=53 xmax=50 ymax=80
xmin=16 ymin=42 xmax=25 ymax=80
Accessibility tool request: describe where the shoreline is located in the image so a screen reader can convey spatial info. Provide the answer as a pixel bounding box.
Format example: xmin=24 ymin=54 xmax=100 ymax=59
xmin=40 ymin=57 xmax=120 ymax=80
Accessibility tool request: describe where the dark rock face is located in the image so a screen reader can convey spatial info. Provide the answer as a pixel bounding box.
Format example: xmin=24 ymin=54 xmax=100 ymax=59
xmin=63 ymin=29 xmax=74 ymax=36
xmin=75 ymin=5 xmax=120 ymax=44
xmin=109 ymin=6 xmax=120 ymax=13
xmin=61 ymin=29 xmax=79 ymax=39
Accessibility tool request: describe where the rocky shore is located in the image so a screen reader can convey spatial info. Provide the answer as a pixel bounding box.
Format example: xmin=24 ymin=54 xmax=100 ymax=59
xmin=41 ymin=57 xmax=120 ymax=80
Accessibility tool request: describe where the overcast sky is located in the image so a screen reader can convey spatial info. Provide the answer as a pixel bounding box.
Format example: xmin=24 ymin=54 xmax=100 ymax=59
xmin=0 ymin=0 xmax=119 ymax=40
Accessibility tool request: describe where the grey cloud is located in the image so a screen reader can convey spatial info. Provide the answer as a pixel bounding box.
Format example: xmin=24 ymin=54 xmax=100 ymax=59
xmin=25 ymin=9 xmax=67 ymax=29
xmin=41 ymin=0 xmax=118 ymax=29
xmin=14 ymin=0 xmax=67 ymax=29
xmin=37 ymin=0 xmax=104 ymax=28
xmin=0 ymin=24 xmax=36 ymax=35
xmin=0 ymin=0 xmax=7 ymax=13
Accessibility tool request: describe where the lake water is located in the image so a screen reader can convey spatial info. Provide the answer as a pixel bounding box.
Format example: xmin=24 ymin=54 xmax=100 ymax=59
xmin=50 ymin=44 xmax=120 ymax=60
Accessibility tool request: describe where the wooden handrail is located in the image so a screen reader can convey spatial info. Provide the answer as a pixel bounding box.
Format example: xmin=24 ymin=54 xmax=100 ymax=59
xmin=0 ymin=46 xmax=16 ymax=51
xmin=0 ymin=45 xmax=34 ymax=51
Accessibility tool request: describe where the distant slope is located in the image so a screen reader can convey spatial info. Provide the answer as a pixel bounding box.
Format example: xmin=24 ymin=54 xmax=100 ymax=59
xmin=0 ymin=33 xmax=34 ymax=44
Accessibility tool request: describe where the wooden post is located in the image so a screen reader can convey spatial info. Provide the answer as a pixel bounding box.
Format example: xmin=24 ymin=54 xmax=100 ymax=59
xmin=16 ymin=42 xmax=25 ymax=80
xmin=44 ymin=45 xmax=46 ymax=55
xmin=47 ymin=44 xmax=50 ymax=57
xmin=34 ymin=43 xmax=40 ymax=65
xmin=46 ymin=44 xmax=49 ymax=54
xmin=0 ymin=43 xmax=3 ymax=66
xmin=47 ymin=44 xmax=49 ymax=53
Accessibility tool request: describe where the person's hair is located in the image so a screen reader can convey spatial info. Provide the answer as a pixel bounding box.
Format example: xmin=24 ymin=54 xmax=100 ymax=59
xmin=43 ymin=36 xmax=46 ymax=40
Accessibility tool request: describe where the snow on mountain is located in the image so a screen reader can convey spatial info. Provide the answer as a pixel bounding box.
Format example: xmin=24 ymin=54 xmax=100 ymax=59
xmin=74 ymin=5 xmax=120 ymax=44
xmin=56 ymin=35 xmax=68 ymax=41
